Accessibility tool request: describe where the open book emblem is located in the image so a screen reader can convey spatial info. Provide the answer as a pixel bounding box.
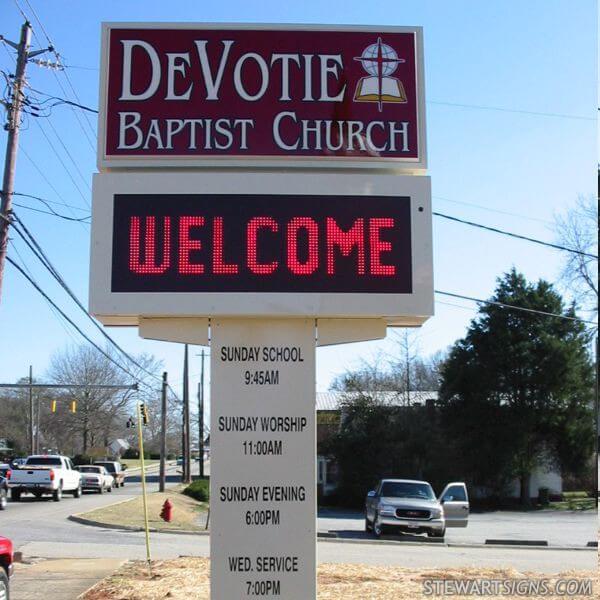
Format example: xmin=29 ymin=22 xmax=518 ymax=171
xmin=354 ymin=37 xmax=407 ymax=112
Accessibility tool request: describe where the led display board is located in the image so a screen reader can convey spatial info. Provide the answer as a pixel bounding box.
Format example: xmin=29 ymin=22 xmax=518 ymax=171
xmin=89 ymin=172 xmax=433 ymax=326
xmin=111 ymin=194 xmax=412 ymax=293
xmin=98 ymin=23 xmax=426 ymax=169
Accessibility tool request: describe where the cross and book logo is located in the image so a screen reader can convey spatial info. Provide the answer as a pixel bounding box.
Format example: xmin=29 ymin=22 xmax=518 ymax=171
xmin=353 ymin=37 xmax=407 ymax=111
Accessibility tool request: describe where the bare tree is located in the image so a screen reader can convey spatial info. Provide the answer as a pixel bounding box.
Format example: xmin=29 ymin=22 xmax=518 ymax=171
xmin=46 ymin=344 xmax=162 ymax=455
xmin=331 ymin=331 xmax=446 ymax=396
xmin=555 ymin=194 xmax=598 ymax=316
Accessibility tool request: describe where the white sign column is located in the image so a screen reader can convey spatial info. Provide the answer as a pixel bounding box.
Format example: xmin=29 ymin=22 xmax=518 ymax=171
xmin=210 ymin=318 xmax=316 ymax=599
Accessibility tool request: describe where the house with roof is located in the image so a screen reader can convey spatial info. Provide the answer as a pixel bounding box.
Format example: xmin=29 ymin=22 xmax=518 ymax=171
xmin=315 ymin=391 xmax=563 ymax=500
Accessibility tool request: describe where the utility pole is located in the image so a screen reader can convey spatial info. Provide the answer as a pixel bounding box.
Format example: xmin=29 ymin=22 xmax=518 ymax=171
xmin=35 ymin=387 xmax=41 ymax=453
xmin=28 ymin=365 xmax=34 ymax=455
xmin=182 ymin=344 xmax=191 ymax=483
xmin=159 ymin=371 xmax=167 ymax=492
xmin=0 ymin=23 xmax=51 ymax=303
xmin=198 ymin=349 xmax=205 ymax=479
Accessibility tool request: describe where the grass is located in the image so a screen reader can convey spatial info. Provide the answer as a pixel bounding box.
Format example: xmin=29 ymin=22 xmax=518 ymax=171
xmin=546 ymin=497 xmax=596 ymax=511
xmin=78 ymin=484 xmax=208 ymax=532
xmin=82 ymin=558 xmax=598 ymax=600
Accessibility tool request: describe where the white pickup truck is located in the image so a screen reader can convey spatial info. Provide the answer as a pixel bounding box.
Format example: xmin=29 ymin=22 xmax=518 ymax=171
xmin=9 ymin=455 xmax=82 ymax=502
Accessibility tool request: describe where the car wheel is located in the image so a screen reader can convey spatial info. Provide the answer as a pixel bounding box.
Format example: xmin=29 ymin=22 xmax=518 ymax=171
xmin=427 ymin=528 xmax=445 ymax=539
xmin=0 ymin=568 xmax=9 ymax=600
xmin=120 ymin=482 xmax=125 ymax=488
xmin=373 ymin=512 xmax=384 ymax=538
xmin=10 ymin=489 xmax=20 ymax=502
xmin=52 ymin=485 xmax=62 ymax=502
xmin=0 ymin=490 xmax=6 ymax=510
xmin=73 ymin=484 xmax=82 ymax=498
xmin=107 ymin=485 xmax=112 ymax=493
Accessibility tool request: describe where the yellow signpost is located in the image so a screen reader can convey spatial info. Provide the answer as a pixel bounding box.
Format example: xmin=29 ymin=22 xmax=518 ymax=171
xmin=136 ymin=401 xmax=152 ymax=571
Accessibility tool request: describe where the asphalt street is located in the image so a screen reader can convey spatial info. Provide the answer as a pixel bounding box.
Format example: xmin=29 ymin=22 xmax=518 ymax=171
xmin=0 ymin=463 xmax=596 ymax=573
xmin=318 ymin=508 xmax=598 ymax=547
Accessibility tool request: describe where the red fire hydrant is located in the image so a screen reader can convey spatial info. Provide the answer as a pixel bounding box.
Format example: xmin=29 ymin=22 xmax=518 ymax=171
xmin=160 ymin=499 xmax=173 ymax=522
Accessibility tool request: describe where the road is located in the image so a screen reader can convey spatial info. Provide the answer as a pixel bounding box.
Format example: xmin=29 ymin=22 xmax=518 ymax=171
xmin=0 ymin=464 xmax=596 ymax=573
xmin=318 ymin=508 xmax=597 ymax=547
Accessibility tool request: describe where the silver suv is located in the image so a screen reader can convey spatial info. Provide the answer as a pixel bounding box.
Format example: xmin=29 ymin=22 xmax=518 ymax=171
xmin=365 ymin=478 xmax=469 ymax=538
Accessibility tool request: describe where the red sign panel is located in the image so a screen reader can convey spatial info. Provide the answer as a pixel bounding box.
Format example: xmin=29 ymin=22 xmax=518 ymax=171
xmin=111 ymin=194 xmax=412 ymax=293
xmin=100 ymin=24 xmax=425 ymax=167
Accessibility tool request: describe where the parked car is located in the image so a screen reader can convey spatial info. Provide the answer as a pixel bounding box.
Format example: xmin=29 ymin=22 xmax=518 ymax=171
xmin=0 ymin=476 xmax=7 ymax=510
xmin=8 ymin=455 xmax=82 ymax=502
xmin=0 ymin=464 xmax=10 ymax=480
xmin=365 ymin=479 xmax=469 ymax=539
xmin=0 ymin=535 xmax=13 ymax=599
xmin=78 ymin=465 xmax=114 ymax=494
xmin=93 ymin=461 xmax=126 ymax=488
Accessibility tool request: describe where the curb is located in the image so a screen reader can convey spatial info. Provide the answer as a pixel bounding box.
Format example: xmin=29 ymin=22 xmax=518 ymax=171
xmin=68 ymin=513 xmax=596 ymax=551
xmin=68 ymin=513 xmax=209 ymax=536
xmin=316 ymin=536 xmax=594 ymax=551
xmin=485 ymin=539 xmax=547 ymax=547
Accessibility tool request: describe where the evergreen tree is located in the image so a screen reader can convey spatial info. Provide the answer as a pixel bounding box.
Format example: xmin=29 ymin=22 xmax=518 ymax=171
xmin=440 ymin=269 xmax=594 ymax=505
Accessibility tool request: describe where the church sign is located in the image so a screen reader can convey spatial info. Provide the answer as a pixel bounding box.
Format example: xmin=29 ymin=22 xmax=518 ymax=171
xmin=98 ymin=24 xmax=426 ymax=169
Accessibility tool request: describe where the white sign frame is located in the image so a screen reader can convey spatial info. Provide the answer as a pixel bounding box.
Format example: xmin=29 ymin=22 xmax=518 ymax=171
xmin=89 ymin=171 xmax=433 ymax=327
xmin=97 ymin=22 xmax=427 ymax=171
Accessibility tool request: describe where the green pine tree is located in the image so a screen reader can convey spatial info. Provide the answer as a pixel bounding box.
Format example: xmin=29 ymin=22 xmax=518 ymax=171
xmin=440 ymin=269 xmax=595 ymax=506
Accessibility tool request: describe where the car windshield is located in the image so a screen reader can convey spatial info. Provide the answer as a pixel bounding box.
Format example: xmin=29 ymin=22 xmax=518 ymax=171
xmin=25 ymin=457 xmax=62 ymax=466
xmin=80 ymin=467 xmax=102 ymax=474
xmin=380 ymin=481 xmax=435 ymax=500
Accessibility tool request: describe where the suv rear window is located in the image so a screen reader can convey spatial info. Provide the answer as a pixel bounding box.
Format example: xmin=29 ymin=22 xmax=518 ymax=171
xmin=95 ymin=462 xmax=116 ymax=473
xmin=25 ymin=457 xmax=62 ymax=466
xmin=80 ymin=466 xmax=102 ymax=474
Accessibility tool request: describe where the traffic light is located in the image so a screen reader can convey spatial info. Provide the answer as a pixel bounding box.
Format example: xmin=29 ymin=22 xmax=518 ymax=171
xmin=51 ymin=400 xmax=57 ymax=413
xmin=141 ymin=403 xmax=149 ymax=426
xmin=70 ymin=400 xmax=77 ymax=413
xmin=126 ymin=416 xmax=135 ymax=428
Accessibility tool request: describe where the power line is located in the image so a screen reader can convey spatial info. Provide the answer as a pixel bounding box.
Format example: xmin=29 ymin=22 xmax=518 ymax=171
xmin=12 ymin=0 xmax=96 ymax=151
xmin=9 ymin=239 xmax=82 ymax=345
xmin=19 ymin=145 xmax=88 ymax=226
xmin=26 ymin=86 xmax=98 ymax=113
xmin=10 ymin=214 xmax=161 ymax=384
xmin=20 ymin=0 xmax=97 ymax=143
xmin=435 ymin=290 xmax=597 ymax=326
xmin=12 ymin=190 xmax=89 ymax=214
xmin=428 ymin=100 xmax=595 ymax=122
xmin=433 ymin=211 xmax=598 ymax=259
xmin=433 ymin=195 xmax=553 ymax=225
xmin=32 ymin=119 xmax=91 ymax=207
xmin=42 ymin=117 xmax=92 ymax=192
xmin=6 ymin=254 xmax=145 ymax=380
xmin=13 ymin=201 xmax=90 ymax=222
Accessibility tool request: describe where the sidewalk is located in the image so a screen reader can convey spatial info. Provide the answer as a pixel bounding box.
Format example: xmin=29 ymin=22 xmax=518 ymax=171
xmin=11 ymin=558 xmax=124 ymax=600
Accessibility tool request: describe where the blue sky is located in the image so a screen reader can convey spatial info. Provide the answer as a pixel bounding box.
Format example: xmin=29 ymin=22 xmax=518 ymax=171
xmin=0 ymin=0 xmax=597 ymax=408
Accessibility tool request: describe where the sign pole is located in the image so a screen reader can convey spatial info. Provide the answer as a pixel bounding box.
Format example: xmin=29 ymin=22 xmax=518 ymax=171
xmin=136 ymin=401 xmax=152 ymax=570
xmin=210 ymin=318 xmax=316 ymax=600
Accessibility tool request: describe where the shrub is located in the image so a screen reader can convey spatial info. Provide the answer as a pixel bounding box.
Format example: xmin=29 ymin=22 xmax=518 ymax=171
xmin=183 ymin=478 xmax=209 ymax=502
